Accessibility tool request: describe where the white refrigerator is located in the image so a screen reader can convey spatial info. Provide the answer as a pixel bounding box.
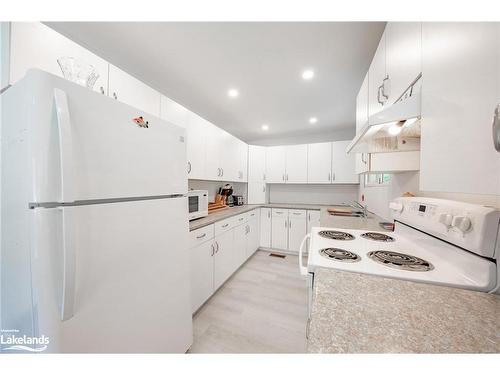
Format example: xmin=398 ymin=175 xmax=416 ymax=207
xmin=0 ymin=69 xmax=193 ymax=353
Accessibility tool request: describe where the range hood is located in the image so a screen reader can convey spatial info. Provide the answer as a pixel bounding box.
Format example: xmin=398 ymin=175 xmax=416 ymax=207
xmin=347 ymin=90 xmax=421 ymax=154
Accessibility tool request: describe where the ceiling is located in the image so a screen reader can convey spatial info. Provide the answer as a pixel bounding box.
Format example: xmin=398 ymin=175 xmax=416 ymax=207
xmin=46 ymin=22 xmax=385 ymax=145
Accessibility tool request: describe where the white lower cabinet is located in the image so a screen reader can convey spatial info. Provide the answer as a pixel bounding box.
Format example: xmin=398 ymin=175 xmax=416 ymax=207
xmin=189 ymin=210 xmax=260 ymax=313
xmin=270 ymin=208 xmax=307 ymax=253
xmin=287 ymin=210 xmax=307 ymax=253
xmin=189 ymin=238 xmax=215 ymax=313
xmin=246 ymin=213 xmax=260 ymax=259
xmin=271 ymin=209 xmax=289 ymax=250
xmin=260 ymin=208 xmax=272 ymax=248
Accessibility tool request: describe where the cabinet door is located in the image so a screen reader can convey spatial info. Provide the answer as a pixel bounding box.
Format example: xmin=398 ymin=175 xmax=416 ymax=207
xmin=220 ymin=133 xmax=240 ymax=182
xmin=160 ymin=95 xmax=189 ymax=127
xmin=356 ymin=72 xmax=369 ymax=133
xmin=420 ymin=23 xmax=500 ymax=195
xmin=185 ymin=113 xmax=208 ymax=180
xmin=266 ymin=146 xmax=287 ymax=183
xmin=237 ymin=140 xmax=248 ymax=182
xmin=214 ymin=229 xmax=234 ymax=290
xmin=368 ymin=27 xmax=387 ymax=116
xmin=307 ymin=142 xmax=332 ymax=184
xmin=10 ymin=22 xmax=109 ymax=95
xmin=108 ymin=64 xmax=161 ymax=116
xmin=247 ymin=182 xmax=266 ymax=204
xmin=355 ymin=153 xmax=370 ymax=174
xmin=385 ymin=22 xmax=422 ymax=105
xmin=271 ymin=209 xmax=288 ymax=250
xmin=260 ymin=208 xmax=272 ymax=248
xmin=189 ymin=240 xmax=215 ymax=313
xmin=332 ymin=141 xmax=359 ymax=183
xmin=248 ymin=145 xmax=267 ymax=182
xmin=285 ymin=144 xmax=308 ymax=183
xmin=307 ymin=210 xmax=321 ymax=233
xmin=204 ymin=123 xmax=224 ymax=181
xmin=246 ymin=214 xmax=260 ymax=259
xmin=288 ymin=210 xmax=307 ymax=253
xmin=233 ymin=224 xmax=247 ymax=270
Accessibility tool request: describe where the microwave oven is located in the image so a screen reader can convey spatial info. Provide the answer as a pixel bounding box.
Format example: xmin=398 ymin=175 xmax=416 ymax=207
xmin=187 ymin=190 xmax=209 ymax=221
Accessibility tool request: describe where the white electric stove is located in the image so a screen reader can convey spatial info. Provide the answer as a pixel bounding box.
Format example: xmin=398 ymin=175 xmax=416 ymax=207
xmin=300 ymin=197 xmax=500 ymax=306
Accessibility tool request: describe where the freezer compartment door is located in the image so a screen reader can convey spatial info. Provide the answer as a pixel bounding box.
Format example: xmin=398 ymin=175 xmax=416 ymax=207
xmin=31 ymin=197 xmax=192 ymax=353
xmin=19 ymin=70 xmax=187 ymax=202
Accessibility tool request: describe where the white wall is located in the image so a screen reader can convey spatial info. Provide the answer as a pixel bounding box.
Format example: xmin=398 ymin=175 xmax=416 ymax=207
xmin=188 ymin=180 xmax=248 ymax=203
xmin=269 ymin=184 xmax=358 ymax=206
xmin=358 ymin=172 xmax=420 ymax=221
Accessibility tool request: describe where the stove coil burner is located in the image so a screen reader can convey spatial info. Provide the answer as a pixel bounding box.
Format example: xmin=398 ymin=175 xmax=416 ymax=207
xmin=319 ymin=248 xmax=361 ymax=263
xmin=361 ymin=232 xmax=395 ymax=242
xmin=368 ymin=251 xmax=433 ymax=272
xmin=318 ymin=230 xmax=355 ymax=241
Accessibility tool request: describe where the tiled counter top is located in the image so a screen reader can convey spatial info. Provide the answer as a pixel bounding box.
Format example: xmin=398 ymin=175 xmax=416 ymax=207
xmin=307 ymin=268 xmax=500 ymax=353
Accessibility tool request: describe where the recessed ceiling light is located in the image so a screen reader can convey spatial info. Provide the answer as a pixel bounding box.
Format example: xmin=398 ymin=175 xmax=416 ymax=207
xmin=228 ymin=89 xmax=239 ymax=98
xmin=261 ymin=124 xmax=269 ymax=131
xmin=302 ymin=69 xmax=315 ymax=80
xmin=309 ymin=117 xmax=318 ymax=124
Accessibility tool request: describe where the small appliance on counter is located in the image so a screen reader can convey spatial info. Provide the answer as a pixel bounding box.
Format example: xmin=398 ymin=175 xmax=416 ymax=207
xmin=219 ymin=184 xmax=234 ymax=207
xmin=233 ymin=195 xmax=244 ymax=206
xmin=187 ymin=190 xmax=209 ymax=221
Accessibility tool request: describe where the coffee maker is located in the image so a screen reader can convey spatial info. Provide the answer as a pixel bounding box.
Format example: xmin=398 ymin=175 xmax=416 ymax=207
xmin=219 ymin=184 xmax=234 ymax=207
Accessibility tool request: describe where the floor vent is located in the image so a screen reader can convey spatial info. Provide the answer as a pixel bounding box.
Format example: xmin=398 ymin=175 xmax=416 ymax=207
xmin=269 ymin=253 xmax=286 ymax=259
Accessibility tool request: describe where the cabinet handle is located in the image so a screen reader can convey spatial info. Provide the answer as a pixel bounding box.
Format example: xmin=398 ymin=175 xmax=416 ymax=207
xmin=286 ymin=174 xmax=289 ymax=181
xmin=308 ymin=213 xmax=310 ymax=221
xmin=215 ymin=241 xmax=219 ymax=253
xmin=221 ymin=168 xmax=224 ymax=177
xmin=239 ymin=217 xmax=244 ymax=221
xmin=263 ymin=173 xmax=266 ymax=181
xmin=268 ymin=211 xmax=270 ymax=218
xmin=332 ymin=173 xmax=335 ymax=181
xmin=211 ymin=244 xmax=215 ymax=256
xmin=493 ymin=104 xmax=500 ymax=152
xmin=262 ymin=185 xmax=265 ymax=193
xmin=282 ymin=174 xmax=285 ymax=181
xmin=328 ymin=172 xmax=331 ymax=181
xmin=196 ymin=233 xmax=206 ymax=239
xmin=113 ymin=92 xmax=118 ymax=100
xmin=99 ymin=86 xmax=105 ymax=95
xmin=217 ymin=168 xmax=221 ymax=176
xmin=187 ymin=161 xmax=192 ymax=174
xmin=381 ymin=75 xmax=390 ymax=100
xmin=377 ymin=85 xmax=385 ymax=105
xmin=222 ymin=223 xmax=229 ymax=228
xmin=285 ymin=220 xmax=287 ymax=228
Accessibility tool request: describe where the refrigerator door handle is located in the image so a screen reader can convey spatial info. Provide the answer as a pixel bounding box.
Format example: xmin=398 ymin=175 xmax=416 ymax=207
xmin=60 ymin=208 xmax=77 ymax=321
xmin=54 ymin=88 xmax=76 ymax=202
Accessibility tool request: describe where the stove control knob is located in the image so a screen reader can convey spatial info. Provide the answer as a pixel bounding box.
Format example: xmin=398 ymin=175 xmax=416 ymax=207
xmin=438 ymin=213 xmax=453 ymax=228
xmin=452 ymin=216 xmax=472 ymax=233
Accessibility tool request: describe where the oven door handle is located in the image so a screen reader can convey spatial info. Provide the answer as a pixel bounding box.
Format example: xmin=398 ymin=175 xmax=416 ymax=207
xmin=299 ymin=233 xmax=310 ymax=276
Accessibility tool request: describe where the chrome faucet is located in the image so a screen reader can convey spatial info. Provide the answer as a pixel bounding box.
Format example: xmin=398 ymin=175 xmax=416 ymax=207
xmin=345 ymin=201 xmax=368 ymax=218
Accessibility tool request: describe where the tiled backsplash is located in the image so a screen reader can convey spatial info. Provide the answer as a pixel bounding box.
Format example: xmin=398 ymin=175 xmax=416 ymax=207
xmin=268 ymin=184 xmax=358 ymax=206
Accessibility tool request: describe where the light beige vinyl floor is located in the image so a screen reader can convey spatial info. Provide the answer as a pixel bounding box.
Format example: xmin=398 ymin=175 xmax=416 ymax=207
xmin=189 ymin=250 xmax=308 ymax=353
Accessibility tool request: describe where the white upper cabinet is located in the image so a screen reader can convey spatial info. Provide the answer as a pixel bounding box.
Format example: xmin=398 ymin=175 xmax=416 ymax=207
xmin=160 ymin=95 xmax=189 ymax=127
xmin=356 ymin=72 xmax=369 ymax=132
xmin=9 ymin=22 xmax=109 ymax=95
xmin=185 ymin=113 xmax=208 ymax=180
xmin=205 ymin=123 xmax=226 ymax=181
xmin=248 ymin=145 xmax=267 ymax=182
xmin=247 ymin=182 xmax=266 ymax=204
xmin=285 ymin=144 xmax=308 ymax=183
xmin=307 ymin=142 xmax=332 ymax=184
xmin=108 ymin=64 xmax=161 ymax=117
xmin=332 ymin=141 xmax=358 ymax=184
xmin=237 ymin=140 xmax=248 ymax=182
xmin=266 ymin=146 xmax=287 ymax=183
xmin=368 ymin=27 xmax=387 ymax=116
xmin=420 ymin=22 xmax=500 ymax=196
xmin=385 ymin=22 xmax=422 ymax=104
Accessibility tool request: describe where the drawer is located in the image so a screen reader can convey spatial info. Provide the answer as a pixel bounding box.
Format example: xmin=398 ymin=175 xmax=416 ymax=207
xmin=272 ymin=208 xmax=288 ymax=217
xmin=189 ymin=224 xmax=214 ymax=248
xmin=234 ymin=212 xmax=248 ymax=226
xmin=289 ymin=209 xmax=306 ymax=218
xmin=214 ymin=216 xmax=237 ymax=236
xmin=247 ymin=209 xmax=259 ymax=220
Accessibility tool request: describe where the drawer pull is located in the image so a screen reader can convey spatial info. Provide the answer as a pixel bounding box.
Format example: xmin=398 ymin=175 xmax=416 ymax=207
xmin=239 ymin=217 xmax=244 ymax=221
xmin=196 ymin=233 xmax=207 ymax=239
xmin=222 ymin=223 xmax=229 ymax=228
